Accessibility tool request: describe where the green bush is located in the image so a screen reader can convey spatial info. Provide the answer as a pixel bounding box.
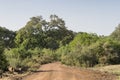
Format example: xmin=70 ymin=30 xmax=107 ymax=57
xmin=4 ymin=48 xmax=38 ymax=71
xmin=4 ymin=47 xmax=59 ymax=72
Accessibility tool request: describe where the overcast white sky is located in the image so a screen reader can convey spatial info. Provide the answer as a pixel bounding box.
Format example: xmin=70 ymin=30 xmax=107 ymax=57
xmin=0 ymin=0 xmax=120 ymax=35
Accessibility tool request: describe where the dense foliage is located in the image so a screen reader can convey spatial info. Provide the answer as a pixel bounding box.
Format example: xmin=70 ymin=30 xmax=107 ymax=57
xmin=1 ymin=15 xmax=74 ymax=72
xmin=0 ymin=15 xmax=120 ymax=73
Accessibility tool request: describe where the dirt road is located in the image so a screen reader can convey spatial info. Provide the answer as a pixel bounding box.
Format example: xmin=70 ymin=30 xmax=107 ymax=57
xmin=22 ymin=62 xmax=117 ymax=80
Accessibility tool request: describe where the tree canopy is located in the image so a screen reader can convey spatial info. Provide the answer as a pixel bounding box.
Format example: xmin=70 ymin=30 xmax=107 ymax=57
xmin=15 ymin=15 xmax=74 ymax=50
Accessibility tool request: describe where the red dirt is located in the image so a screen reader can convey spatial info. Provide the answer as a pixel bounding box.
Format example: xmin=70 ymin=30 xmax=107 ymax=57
xmin=22 ymin=62 xmax=117 ymax=80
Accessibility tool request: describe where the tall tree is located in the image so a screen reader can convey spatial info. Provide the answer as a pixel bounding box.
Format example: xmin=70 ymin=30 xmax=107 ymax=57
xmin=15 ymin=15 xmax=74 ymax=50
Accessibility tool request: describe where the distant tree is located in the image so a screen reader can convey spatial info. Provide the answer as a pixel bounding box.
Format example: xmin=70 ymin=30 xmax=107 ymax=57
xmin=0 ymin=26 xmax=16 ymax=48
xmin=110 ymin=24 xmax=120 ymax=41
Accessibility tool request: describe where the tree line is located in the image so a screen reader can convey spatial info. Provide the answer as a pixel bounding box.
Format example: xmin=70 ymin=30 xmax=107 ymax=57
xmin=0 ymin=15 xmax=120 ymax=73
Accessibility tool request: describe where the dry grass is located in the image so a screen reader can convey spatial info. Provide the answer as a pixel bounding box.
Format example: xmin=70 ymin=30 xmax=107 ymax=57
xmin=92 ymin=65 xmax=120 ymax=80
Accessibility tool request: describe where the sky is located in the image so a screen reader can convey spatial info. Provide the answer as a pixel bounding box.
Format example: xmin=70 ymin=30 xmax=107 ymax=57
xmin=0 ymin=0 xmax=120 ymax=35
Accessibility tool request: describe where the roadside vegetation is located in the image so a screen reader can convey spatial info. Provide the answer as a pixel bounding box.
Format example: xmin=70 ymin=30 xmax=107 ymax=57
xmin=0 ymin=15 xmax=120 ymax=79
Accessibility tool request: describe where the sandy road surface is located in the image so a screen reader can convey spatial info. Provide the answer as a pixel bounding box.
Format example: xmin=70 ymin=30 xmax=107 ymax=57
xmin=22 ymin=62 xmax=117 ymax=80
